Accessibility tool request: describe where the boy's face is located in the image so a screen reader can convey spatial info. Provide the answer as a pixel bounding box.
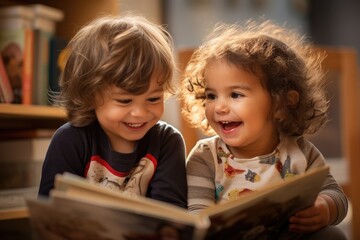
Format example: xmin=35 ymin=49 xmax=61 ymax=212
xmin=204 ymin=59 xmax=278 ymax=158
xmin=95 ymin=75 xmax=164 ymax=153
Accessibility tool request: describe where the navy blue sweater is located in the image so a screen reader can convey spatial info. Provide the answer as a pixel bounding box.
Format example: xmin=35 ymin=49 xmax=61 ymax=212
xmin=39 ymin=120 xmax=187 ymax=209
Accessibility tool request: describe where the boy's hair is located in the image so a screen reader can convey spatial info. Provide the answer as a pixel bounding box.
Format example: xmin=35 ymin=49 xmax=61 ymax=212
xmin=181 ymin=20 xmax=328 ymax=136
xmin=57 ymin=15 xmax=176 ymax=127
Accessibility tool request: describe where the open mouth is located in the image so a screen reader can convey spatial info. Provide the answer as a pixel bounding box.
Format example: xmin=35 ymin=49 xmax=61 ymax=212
xmin=220 ymin=121 xmax=242 ymax=131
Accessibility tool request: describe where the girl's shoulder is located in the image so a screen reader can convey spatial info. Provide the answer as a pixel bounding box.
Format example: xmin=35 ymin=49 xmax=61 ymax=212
xmin=190 ymin=135 xmax=220 ymax=155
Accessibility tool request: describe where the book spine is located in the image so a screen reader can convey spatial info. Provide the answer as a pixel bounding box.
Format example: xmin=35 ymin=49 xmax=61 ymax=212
xmin=22 ymin=29 xmax=34 ymax=105
xmin=0 ymin=56 xmax=14 ymax=103
xmin=33 ymin=30 xmax=52 ymax=105
xmin=48 ymin=36 xmax=67 ymax=104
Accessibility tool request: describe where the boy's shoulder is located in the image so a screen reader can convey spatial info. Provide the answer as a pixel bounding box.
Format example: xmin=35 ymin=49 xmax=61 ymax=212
xmin=53 ymin=121 xmax=101 ymax=139
xmin=153 ymin=120 xmax=181 ymax=136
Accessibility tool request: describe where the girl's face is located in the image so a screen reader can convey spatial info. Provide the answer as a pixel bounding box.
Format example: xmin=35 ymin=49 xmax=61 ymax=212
xmin=204 ymin=59 xmax=279 ymax=158
xmin=95 ymin=74 xmax=164 ymax=153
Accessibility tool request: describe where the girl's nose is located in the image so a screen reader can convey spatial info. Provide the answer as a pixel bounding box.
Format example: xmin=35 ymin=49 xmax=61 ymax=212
xmin=214 ymin=99 xmax=229 ymax=114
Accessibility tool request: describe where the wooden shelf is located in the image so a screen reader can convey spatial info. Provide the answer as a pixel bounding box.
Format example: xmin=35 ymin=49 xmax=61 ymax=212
xmin=0 ymin=207 xmax=28 ymax=221
xmin=0 ymin=0 xmax=119 ymax=224
xmin=0 ymin=104 xmax=67 ymax=130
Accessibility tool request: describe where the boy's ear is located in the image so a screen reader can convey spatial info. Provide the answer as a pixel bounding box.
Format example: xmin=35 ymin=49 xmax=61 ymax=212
xmin=286 ymin=90 xmax=299 ymax=107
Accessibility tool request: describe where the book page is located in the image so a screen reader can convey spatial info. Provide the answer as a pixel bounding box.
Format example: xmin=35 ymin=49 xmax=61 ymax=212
xmin=202 ymin=166 xmax=329 ymax=239
xmin=52 ymin=173 xmax=210 ymax=234
xmin=54 ymin=173 xmax=200 ymax=224
xmin=27 ymin=195 xmax=203 ymax=240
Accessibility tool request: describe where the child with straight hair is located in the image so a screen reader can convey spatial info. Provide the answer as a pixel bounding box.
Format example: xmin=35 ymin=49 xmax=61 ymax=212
xmin=182 ymin=20 xmax=348 ymax=239
xmin=39 ymin=15 xmax=187 ymax=209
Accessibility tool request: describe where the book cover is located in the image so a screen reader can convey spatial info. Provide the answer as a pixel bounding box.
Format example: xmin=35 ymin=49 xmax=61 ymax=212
xmin=31 ymin=4 xmax=64 ymax=105
xmin=32 ymin=29 xmax=52 ymax=105
xmin=201 ymin=166 xmax=329 ymax=239
xmin=26 ymin=166 xmax=329 ymax=240
xmin=48 ymin=36 xmax=68 ymax=104
xmin=0 ymin=55 xmax=14 ymax=103
xmin=0 ymin=5 xmax=34 ymax=104
xmin=30 ymin=4 xmax=64 ymax=24
xmin=0 ymin=5 xmax=34 ymax=17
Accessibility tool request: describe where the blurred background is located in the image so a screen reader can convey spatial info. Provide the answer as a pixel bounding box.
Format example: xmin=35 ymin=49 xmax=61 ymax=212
xmin=0 ymin=0 xmax=358 ymax=239
xmin=118 ymin=0 xmax=360 ymax=126
xmin=121 ymin=0 xmax=360 ymax=54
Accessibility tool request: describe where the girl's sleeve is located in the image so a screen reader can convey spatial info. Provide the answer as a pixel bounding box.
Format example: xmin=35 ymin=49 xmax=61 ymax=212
xmin=187 ymin=141 xmax=216 ymax=212
xmin=302 ymin=137 xmax=349 ymax=225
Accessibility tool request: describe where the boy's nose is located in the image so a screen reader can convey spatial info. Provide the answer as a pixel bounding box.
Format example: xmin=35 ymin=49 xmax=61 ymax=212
xmin=130 ymin=105 xmax=148 ymax=117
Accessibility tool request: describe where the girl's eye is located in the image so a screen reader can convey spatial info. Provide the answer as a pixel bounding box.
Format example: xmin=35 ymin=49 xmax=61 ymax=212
xmin=116 ymin=99 xmax=132 ymax=104
xmin=231 ymin=92 xmax=244 ymax=99
xmin=205 ymin=93 xmax=216 ymax=100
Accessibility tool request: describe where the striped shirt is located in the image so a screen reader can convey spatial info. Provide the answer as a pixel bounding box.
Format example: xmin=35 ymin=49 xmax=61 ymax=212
xmin=186 ymin=135 xmax=348 ymax=225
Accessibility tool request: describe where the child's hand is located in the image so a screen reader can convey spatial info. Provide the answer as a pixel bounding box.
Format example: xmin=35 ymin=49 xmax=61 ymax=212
xmin=289 ymin=196 xmax=330 ymax=233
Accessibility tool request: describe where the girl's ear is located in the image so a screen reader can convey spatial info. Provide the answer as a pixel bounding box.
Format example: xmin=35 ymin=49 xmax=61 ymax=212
xmin=273 ymin=90 xmax=299 ymax=121
xmin=286 ymin=90 xmax=299 ymax=107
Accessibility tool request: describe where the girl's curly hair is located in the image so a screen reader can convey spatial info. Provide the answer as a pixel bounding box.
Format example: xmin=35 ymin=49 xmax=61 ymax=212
xmin=181 ymin=20 xmax=328 ymax=136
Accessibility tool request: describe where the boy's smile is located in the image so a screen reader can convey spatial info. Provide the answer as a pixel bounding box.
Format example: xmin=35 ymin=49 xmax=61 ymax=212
xmin=95 ymin=75 xmax=164 ymax=153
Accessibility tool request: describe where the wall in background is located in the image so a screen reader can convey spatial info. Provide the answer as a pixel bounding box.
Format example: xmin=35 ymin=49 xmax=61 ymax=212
xmin=164 ymin=0 xmax=309 ymax=50
xmin=308 ymin=0 xmax=360 ymax=64
xmin=119 ymin=0 xmax=163 ymax=24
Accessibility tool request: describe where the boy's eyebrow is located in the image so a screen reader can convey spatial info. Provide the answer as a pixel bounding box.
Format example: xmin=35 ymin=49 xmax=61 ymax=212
xmin=151 ymin=86 xmax=165 ymax=93
xmin=112 ymin=86 xmax=164 ymax=95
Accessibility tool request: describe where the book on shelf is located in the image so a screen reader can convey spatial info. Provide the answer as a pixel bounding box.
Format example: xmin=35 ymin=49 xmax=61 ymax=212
xmin=48 ymin=36 xmax=68 ymax=104
xmin=0 ymin=5 xmax=34 ymax=104
xmin=30 ymin=4 xmax=64 ymax=105
xmin=26 ymin=166 xmax=329 ymax=240
xmin=0 ymin=54 xmax=14 ymax=103
xmin=30 ymin=4 xmax=64 ymax=33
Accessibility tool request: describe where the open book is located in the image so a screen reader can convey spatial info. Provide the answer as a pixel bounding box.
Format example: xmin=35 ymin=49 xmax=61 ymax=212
xmin=26 ymin=166 xmax=329 ymax=240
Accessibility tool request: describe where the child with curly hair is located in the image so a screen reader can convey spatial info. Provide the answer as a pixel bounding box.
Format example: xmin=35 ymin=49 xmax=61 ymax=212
xmin=38 ymin=15 xmax=187 ymax=209
xmin=182 ymin=20 xmax=348 ymax=239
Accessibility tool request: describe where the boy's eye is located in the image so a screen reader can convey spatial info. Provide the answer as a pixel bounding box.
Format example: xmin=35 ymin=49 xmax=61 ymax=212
xmin=148 ymin=97 xmax=162 ymax=103
xmin=116 ymin=99 xmax=132 ymax=104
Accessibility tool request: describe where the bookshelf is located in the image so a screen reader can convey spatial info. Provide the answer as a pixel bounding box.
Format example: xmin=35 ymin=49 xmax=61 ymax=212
xmin=0 ymin=103 xmax=67 ymax=129
xmin=0 ymin=1 xmax=120 ymax=237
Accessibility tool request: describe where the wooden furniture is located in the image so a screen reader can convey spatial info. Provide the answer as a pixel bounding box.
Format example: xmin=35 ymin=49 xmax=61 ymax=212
xmin=319 ymin=47 xmax=360 ymax=239
xmin=0 ymin=1 xmax=119 ymax=236
xmin=0 ymin=104 xmax=66 ymax=130
xmin=177 ymin=49 xmax=201 ymax=155
xmin=177 ymin=47 xmax=360 ymax=239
